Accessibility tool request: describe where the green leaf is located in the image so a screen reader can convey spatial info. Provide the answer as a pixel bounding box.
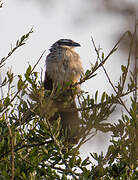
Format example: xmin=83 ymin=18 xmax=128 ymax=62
xmin=101 ymin=92 xmax=106 ymax=103
xmin=102 ymin=52 xmax=104 ymax=59
xmin=17 ymin=77 xmax=24 ymax=90
xmin=128 ymin=31 xmax=132 ymax=39
xmin=112 ymin=47 xmax=118 ymax=53
xmin=20 ymin=35 xmax=26 ymax=42
xmin=25 ymin=65 xmax=32 ymax=76
xmin=2 ymin=77 xmax=7 ymax=85
xmin=95 ymin=90 xmax=98 ymax=103
xmin=82 ymin=157 xmax=90 ymax=166
xmin=7 ymin=71 xmax=13 ymax=84
xmin=94 ymin=60 xmax=98 ymax=69
xmin=4 ymin=97 xmax=10 ymax=106
xmin=85 ymin=69 xmax=91 ymax=76
xmin=121 ymin=65 xmax=127 ymax=73
xmin=24 ymin=65 xmax=33 ymax=84
xmin=22 ymin=172 xmax=27 ymax=180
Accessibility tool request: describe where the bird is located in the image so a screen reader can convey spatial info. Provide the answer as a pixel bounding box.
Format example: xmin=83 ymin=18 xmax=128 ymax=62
xmin=44 ymin=39 xmax=83 ymax=144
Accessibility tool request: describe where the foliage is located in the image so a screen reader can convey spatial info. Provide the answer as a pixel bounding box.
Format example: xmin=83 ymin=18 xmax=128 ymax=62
xmin=0 ymin=22 xmax=137 ymax=180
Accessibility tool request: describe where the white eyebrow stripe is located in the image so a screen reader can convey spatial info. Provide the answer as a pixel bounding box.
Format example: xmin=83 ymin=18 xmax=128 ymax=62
xmin=61 ymin=39 xmax=71 ymax=43
xmin=58 ymin=39 xmax=73 ymax=44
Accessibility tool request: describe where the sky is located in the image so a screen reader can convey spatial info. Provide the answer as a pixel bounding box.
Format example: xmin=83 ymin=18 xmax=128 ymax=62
xmin=1 ymin=0 xmax=129 ymax=93
xmin=0 ymin=0 xmax=137 ymax=160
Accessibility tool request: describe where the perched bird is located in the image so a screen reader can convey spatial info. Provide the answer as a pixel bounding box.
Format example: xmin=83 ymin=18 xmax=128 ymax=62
xmin=44 ymin=39 xmax=83 ymax=144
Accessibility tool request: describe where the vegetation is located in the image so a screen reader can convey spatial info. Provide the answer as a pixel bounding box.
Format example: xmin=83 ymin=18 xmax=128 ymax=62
xmin=0 ymin=4 xmax=137 ymax=180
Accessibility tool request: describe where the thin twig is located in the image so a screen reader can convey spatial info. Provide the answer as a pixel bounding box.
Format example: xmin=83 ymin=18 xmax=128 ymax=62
xmin=14 ymin=140 xmax=53 ymax=152
xmin=73 ymin=31 xmax=129 ymax=88
xmin=44 ymin=117 xmax=78 ymax=180
xmin=134 ymin=20 xmax=138 ymax=107
xmin=6 ymin=115 xmax=14 ymax=180
xmin=121 ymin=32 xmax=134 ymax=92
xmin=0 ymin=75 xmax=16 ymax=88
xmin=1 ymin=50 xmax=46 ymax=114
xmin=0 ymin=28 xmax=33 ymax=68
xmin=132 ymin=18 xmax=138 ymax=167
xmin=4 ymin=74 xmax=15 ymax=180
xmin=31 ymin=50 xmax=46 ymax=73
xmin=0 ymin=72 xmax=4 ymax=99
xmin=91 ymin=35 xmax=131 ymax=115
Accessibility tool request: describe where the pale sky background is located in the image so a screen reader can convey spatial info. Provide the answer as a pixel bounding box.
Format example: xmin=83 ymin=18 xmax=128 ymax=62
xmin=0 ymin=0 xmax=137 ymax=160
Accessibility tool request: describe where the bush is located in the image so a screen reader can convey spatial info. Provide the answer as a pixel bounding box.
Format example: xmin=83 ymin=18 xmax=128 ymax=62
xmin=0 ymin=26 xmax=137 ymax=179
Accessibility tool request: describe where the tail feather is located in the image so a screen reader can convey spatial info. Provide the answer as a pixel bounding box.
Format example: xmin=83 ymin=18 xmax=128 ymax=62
xmin=59 ymin=98 xmax=81 ymax=144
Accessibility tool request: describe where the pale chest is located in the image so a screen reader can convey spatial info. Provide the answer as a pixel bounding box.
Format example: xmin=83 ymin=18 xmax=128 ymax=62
xmin=46 ymin=48 xmax=83 ymax=84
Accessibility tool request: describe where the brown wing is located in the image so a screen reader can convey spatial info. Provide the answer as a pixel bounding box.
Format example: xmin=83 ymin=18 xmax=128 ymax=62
xmin=44 ymin=71 xmax=53 ymax=90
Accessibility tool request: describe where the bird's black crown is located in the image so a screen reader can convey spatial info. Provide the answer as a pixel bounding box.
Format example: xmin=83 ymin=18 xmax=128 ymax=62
xmin=50 ymin=39 xmax=80 ymax=51
xmin=56 ymin=39 xmax=81 ymax=47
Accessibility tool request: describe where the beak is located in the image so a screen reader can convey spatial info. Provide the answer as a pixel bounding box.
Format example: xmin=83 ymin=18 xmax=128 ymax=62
xmin=73 ymin=41 xmax=81 ymax=47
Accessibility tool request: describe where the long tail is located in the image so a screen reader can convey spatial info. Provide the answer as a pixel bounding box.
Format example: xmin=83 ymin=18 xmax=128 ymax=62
xmin=59 ymin=97 xmax=81 ymax=144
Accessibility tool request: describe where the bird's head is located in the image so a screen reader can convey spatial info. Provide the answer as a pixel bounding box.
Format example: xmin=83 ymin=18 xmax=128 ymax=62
xmin=50 ymin=39 xmax=81 ymax=52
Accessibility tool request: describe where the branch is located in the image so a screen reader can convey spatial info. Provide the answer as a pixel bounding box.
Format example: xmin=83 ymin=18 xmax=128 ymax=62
xmin=31 ymin=50 xmax=46 ymax=73
xmin=14 ymin=140 xmax=53 ymax=153
xmin=1 ymin=50 xmax=46 ymax=114
xmin=0 ymin=28 xmax=33 ymax=68
xmin=43 ymin=117 xmax=78 ymax=180
xmin=91 ymin=34 xmax=132 ymax=115
xmin=134 ymin=20 xmax=138 ymax=107
xmin=0 ymin=0 xmax=3 ymax=8
xmin=73 ymin=31 xmax=130 ymax=88
xmin=6 ymin=115 xmax=14 ymax=180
